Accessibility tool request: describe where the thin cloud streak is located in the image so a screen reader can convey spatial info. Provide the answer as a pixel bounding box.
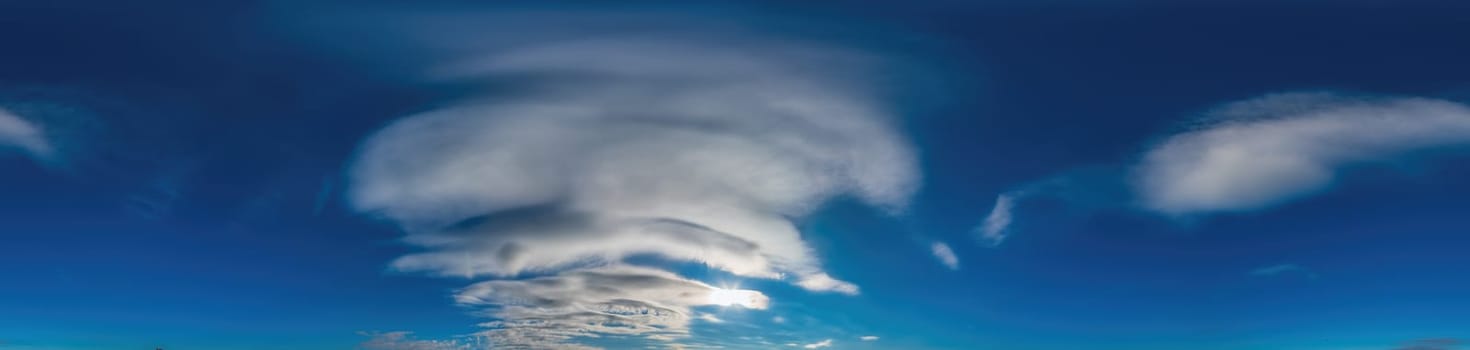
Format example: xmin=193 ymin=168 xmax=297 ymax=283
xmin=975 ymin=193 xmax=1016 ymax=246
xmin=0 ymin=106 xmax=53 ymax=163
xmin=803 ymin=339 xmax=834 ymax=349
xmin=1250 ymin=263 xmax=1318 ymax=279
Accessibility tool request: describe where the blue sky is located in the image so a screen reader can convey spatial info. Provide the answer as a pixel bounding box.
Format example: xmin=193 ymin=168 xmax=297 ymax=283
xmin=3 ymin=1 xmax=1470 ymax=350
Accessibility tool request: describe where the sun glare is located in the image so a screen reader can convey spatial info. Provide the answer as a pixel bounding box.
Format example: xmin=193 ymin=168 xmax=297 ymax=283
xmin=707 ymin=288 xmax=762 ymax=308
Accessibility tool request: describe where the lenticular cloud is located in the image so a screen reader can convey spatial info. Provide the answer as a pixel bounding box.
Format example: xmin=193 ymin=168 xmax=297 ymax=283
xmin=348 ymin=37 xmax=918 ymax=293
xmin=1135 ymin=92 xmax=1470 ymax=215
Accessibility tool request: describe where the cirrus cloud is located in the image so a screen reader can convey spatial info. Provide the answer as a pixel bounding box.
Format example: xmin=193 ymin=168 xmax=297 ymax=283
xmin=0 ymin=106 xmax=53 ymax=163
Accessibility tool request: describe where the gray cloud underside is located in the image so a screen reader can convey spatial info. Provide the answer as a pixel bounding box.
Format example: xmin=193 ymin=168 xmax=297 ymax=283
xmin=457 ymin=265 xmax=766 ymax=349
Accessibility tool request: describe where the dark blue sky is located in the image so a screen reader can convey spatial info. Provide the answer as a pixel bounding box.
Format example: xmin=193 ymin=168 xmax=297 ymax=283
xmin=2 ymin=1 xmax=1470 ymax=350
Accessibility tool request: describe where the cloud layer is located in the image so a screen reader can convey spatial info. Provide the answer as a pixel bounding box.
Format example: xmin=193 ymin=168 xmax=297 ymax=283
xmin=456 ymin=265 xmax=767 ymax=348
xmin=1135 ymin=93 xmax=1470 ymax=215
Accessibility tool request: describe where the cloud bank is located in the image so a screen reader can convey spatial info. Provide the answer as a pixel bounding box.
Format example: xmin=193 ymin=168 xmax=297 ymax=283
xmin=0 ymin=107 xmax=53 ymax=162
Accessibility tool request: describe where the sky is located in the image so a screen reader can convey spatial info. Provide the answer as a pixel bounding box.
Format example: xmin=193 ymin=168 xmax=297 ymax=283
xmin=2 ymin=1 xmax=1470 ymax=350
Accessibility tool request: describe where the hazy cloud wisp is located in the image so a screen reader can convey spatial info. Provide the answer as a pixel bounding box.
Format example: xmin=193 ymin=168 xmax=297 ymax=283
xmin=0 ymin=107 xmax=53 ymax=162
xmin=930 ymin=242 xmax=959 ymax=270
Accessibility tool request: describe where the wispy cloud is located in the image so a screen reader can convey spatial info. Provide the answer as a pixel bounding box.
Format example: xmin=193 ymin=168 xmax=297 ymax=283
xmin=0 ymin=106 xmax=53 ymax=163
xmin=1249 ymin=263 xmax=1318 ymax=279
xmin=1392 ymin=338 xmax=1461 ymax=350
xmin=357 ymin=331 xmax=473 ymax=350
xmin=975 ymin=194 xmax=1016 ymax=246
xmin=1135 ymin=92 xmax=1470 ymax=215
xmin=930 ymin=242 xmax=959 ymax=270
xmin=859 ymin=335 xmax=879 ymax=341
xmin=803 ymin=339 xmax=834 ymax=349
xmin=978 ymin=92 xmax=1470 ymax=244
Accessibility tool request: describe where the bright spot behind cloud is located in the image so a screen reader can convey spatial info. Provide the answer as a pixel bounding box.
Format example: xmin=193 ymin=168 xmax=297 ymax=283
xmin=804 ymin=339 xmax=834 ymax=349
xmin=708 ymin=288 xmax=767 ymax=308
xmin=1136 ymin=92 xmax=1470 ymax=215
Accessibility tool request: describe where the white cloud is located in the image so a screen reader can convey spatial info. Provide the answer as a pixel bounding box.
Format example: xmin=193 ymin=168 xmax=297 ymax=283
xmin=794 ymin=273 xmax=861 ymax=296
xmin=803 ymin=339 xmax=834 ymax=349
xmin=982 ymin=93 xmax=1470 ymax=244
xmin=458 ymin=265 xmax=768 ymax=348
xmin=336 ymin=8 xmax=923 ymax=349
xmin=0 ymin=106 xmax=53 ymax=162
xmin=349 ymin=36 xmax=916 ymax=293
xmin=696 ymin=313 xmax=724 ymax=324
xmin=930 ymin=242 xmax=958 ymax=270
xmin=358 ymin=331 xmax=473 ymax=350
xmin=859 ymin=335 xmax=879 ymax=341
xmin=772 ymin=316 xmax=787 ymax=324
xmin=975 ymin=193 xmax=1016 ymax=246
xmin=1135 ymin=92 xmax=1470 ymax=215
